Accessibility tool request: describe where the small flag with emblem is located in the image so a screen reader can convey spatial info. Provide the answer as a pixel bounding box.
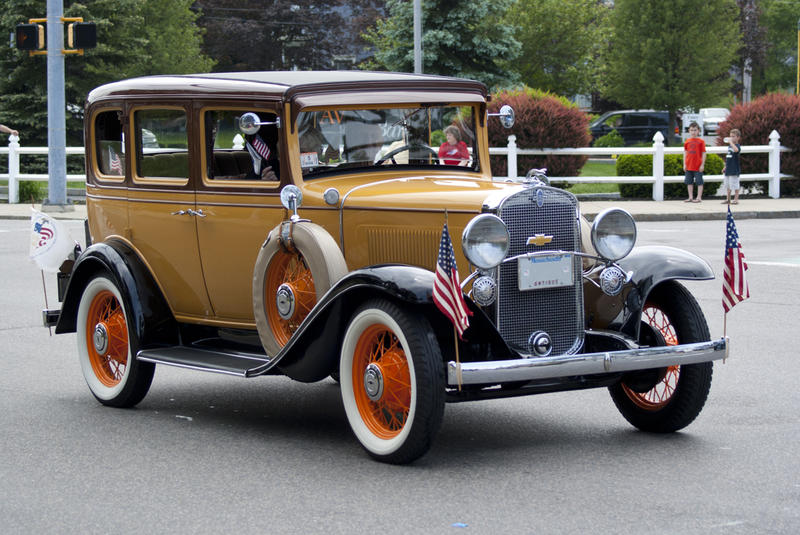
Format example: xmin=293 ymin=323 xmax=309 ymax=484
xmin=109 ymin=146 xmax=123 ymax=175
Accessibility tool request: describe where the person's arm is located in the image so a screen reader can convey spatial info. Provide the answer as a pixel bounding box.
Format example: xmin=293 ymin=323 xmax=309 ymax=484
xmin=0 ymin=124 xmax=18 ymax=136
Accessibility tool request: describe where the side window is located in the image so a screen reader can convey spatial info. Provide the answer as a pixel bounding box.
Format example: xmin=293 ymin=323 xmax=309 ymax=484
xmin=604 ymin=114 xmax=623 ymax=128
xmin=203 ymin=109 xmax=280 ymax=182
xmin=650 ymin=114 xmax=668 ymax=126
xmin=134 ymin=109 xmax=189 ymax=180
xmin=94 ymin=110 xmax=125 ymax=179
xmin=625 ymin=114 xmax=649 ymax=127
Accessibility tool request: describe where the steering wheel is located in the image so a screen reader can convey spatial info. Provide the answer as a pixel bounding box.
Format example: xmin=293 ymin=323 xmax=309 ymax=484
xmin=376 ymin=144 xmax=439 ymax=165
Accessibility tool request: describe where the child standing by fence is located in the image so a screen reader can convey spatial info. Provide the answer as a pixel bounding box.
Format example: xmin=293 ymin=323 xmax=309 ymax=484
xmin=722 ymin=129 xmax=742 ymax=205
xmin=683 ymin=121 xmax=706 ymax=203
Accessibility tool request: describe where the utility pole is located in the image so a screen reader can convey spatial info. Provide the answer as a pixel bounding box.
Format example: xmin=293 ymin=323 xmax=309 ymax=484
xmin=45 ymin=0 xmax=70 ymax=211
xmin=413 ymin=0 xmax=422 ymax=74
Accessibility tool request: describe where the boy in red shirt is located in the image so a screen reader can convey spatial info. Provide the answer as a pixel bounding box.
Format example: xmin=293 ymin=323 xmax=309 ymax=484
xmin=683 ymin=121 xmax=706 ymax=202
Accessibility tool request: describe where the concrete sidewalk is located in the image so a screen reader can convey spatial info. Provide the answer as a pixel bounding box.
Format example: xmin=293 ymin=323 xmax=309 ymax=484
xmin=1 ymin=197 xmax=798 ymax=222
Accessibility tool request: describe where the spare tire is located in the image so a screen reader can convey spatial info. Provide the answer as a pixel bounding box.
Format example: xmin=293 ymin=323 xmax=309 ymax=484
xmin=253 ymin=222 xmax=348 ymax=356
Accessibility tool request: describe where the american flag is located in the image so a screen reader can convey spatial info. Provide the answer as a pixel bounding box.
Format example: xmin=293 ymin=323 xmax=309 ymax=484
xmin=723 ymin=206 xmax=749 ymax=312
xmin=250 ymin=134 xmax=271 ymax=161
xmin=433 ymin=222 xmax=471 ymax=338
xmin=108 ymin=146 xmax=123 ymax=175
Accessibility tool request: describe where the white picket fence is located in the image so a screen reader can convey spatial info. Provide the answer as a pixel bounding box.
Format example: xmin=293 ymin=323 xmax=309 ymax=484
xmin=1 ymin=131 xmax=793 ymax=203
xmin=489 ymin=130 xmax=792 ymax=200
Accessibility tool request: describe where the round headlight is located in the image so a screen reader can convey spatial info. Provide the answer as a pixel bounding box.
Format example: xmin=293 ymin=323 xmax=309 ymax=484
xmin=462 ymin=214 xmax=509 ymax=269
xmin=591 ymin=208 xmax=637 ymax=261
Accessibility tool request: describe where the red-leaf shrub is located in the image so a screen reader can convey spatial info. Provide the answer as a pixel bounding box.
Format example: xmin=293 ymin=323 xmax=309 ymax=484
xmin=718 ymin=93 xmax=800 ymax=196
xmin=488 ymin=88 xmax=591 ymax=179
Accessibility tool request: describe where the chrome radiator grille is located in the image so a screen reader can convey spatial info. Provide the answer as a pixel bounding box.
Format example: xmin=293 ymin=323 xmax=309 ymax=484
xmin=495 ymin=186 xmax=584 ymax=356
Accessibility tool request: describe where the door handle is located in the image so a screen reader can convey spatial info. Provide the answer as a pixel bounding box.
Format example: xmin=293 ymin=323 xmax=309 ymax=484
xmin=171 ymin=209 xmax=206 ymax=217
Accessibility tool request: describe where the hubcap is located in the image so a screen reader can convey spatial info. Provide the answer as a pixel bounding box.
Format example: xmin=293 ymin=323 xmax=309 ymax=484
xmin=93 ymin=323 xmax=109 ymax=355
xmin=363 ymin=363 xmax=384 ymax=401
xmin=275 ymin=283 xmax=296 ymax=320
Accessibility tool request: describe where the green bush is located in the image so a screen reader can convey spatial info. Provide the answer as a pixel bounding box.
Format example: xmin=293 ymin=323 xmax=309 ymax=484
xmin=593 ymin=129 xmax=624 ymax=148
xmin=17 ymin=181 xmax=45 ymax=203
xmin=717 ymin=93 xmax=800 ymax=197
xmin=488 ymin=86 xmax=591 ymax=178
xmin=617 ymin=153 xmax=723 ymax=199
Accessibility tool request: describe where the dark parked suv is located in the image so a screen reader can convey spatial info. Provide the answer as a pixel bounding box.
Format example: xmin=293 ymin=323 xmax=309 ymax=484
xmin=590 ymin=110 xmax=670 ymax=146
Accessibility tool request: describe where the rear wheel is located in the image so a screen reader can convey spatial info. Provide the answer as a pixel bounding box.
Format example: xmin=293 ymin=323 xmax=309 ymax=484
xmin=609 ymin=281 xmax=713 ymax=432
xmin=340 ymin=299 xmax=445 ymax=464
xmin=76 ymin=275 xmax=154 ymax=407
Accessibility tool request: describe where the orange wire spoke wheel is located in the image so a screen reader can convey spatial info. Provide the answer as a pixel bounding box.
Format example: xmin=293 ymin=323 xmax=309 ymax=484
xmin=85 ymin=289 xmax=129 ymax=387
xmin=265 ymin=248 xmax=317 ymax=346
xmin=352 ymin=324 xmax=412 ymax=439
xmin=622 ymin=304 xmax=680 ymax=410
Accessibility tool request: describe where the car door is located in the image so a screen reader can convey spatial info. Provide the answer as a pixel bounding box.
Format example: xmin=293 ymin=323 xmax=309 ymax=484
xmin=194 ymin=105 xmax=286 ymax=323
xmin=127 ymin=104 xmax=213 ymax=320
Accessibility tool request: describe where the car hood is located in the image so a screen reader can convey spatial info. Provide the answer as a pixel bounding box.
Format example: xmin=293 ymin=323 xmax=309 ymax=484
xmin=305 ymin=174 xmax=525 ymax=213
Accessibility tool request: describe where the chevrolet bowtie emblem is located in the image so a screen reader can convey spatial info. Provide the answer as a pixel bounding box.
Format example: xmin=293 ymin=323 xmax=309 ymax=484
xmin=527 ymin=234 xmax=553 ymax=246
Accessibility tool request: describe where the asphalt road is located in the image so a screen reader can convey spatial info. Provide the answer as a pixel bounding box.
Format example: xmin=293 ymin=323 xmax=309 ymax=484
xmin=1 ymin=217 xmax=799 ymax=534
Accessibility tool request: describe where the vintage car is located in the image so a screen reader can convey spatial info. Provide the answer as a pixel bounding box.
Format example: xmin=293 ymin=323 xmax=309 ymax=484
xmin=45 ymin=72 xmax=727 ymax=464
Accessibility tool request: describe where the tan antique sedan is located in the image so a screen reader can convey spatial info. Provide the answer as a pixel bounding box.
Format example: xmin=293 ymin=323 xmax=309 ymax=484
xmin=47 ymin=72 xmax=727 ymax=464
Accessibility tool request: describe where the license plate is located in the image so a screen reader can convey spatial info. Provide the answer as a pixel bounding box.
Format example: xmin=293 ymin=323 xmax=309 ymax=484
xmin=518 ymin=254 xmax=573 ymax=291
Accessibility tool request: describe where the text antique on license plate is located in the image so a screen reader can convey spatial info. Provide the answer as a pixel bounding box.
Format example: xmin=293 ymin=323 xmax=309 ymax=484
xmin=518 ymin=254 xmax=573 ymax=291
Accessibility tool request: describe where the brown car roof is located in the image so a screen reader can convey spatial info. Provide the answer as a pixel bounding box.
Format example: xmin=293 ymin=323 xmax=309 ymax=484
xmin=86 ymin=71 xmax=489 ymax=103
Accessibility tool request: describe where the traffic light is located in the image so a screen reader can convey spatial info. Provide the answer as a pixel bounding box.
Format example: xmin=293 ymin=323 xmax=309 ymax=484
xmin=67 ymin=22 xmax=96 ymax=49
xmin=16 ymin=23 xmax=45 ymax=51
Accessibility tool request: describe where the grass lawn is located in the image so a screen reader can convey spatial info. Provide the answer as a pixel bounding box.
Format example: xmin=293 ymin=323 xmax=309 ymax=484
xmin=566 ymin=159 xmax=620 ymax=194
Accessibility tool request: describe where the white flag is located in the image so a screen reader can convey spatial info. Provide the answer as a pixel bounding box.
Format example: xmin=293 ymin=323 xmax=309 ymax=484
xmin=29 ymin=209 xmax=76 ymax=273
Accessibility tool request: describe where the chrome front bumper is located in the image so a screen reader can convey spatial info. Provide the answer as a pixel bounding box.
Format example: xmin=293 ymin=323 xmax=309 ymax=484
xmin=447 ymin=338 xmax=727 ymax=386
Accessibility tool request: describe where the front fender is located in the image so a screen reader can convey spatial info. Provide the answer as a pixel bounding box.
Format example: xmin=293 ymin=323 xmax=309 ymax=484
xmin=55 ymin=240 xmax=178 ymax=348
xmin=617 ymin=245 xmax=714 ymax=338
xmin=267 ymin=264 xmax=504 ymax=382
xmin=269 ymin=265 xmax=437 ymax=382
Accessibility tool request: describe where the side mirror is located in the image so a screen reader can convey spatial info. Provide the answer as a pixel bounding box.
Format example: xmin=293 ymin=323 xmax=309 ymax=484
xmin=488 ymin=105 xmax=515 ymax=129
xmin=239 ymin=112 xmax=281 ymax=135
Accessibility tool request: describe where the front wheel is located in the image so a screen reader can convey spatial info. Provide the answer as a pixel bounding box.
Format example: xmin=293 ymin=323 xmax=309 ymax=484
xmin=76 ymin=275 xmax=154 ymax=407
xmin=340 ymin=300 xmax=445 ymax=464
xmin=609 ymin=281 xmax=713 ymax=432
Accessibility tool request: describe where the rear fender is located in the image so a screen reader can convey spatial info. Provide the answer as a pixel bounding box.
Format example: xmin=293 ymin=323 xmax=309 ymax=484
xmin=55 ymin=240 xmax=178 ymax=348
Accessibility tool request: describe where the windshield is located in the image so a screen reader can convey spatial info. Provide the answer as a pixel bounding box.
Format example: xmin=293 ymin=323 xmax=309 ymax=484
xmin=296 ymin=105 xmax=478 ymax=177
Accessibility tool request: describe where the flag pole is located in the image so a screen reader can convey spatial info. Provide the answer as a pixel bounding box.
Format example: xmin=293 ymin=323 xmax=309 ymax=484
xmin=41 ymin=270 xmax=52 ymax=336
xmin=444 ymin=208 xmax=462 ymax=390
xmin=723 ymin=312 xmax=729 ymax=363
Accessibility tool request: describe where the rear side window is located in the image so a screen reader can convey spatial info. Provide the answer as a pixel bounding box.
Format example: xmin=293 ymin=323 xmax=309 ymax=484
xmin=133 ymin=109 xmax=189 ymax=180
xmin=94 ymin=110 xmax=125 ymax=180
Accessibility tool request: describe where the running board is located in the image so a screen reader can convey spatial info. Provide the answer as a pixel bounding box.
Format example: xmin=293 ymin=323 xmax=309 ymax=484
xmin=136 ymin=346 xmax=271 ymax=377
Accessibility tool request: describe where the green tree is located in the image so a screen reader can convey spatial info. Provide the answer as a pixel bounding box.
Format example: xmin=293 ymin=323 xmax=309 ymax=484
xmin=0 ymin=0 xmax=213 ymax=150
xmin=363 ymin=0 xmax=521 ymax=88
xmin=505 ymin=0 xmax=609 ymax=96
xmin=195 ymin=0 xmax=351 ymax=71
xmin=755 ymin=0 xmax=800 ymax=93
xmin=602 ymin=0 xmax=740 ymax=135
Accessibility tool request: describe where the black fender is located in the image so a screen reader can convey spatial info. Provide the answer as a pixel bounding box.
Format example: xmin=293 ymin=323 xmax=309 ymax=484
xmin=55 ymin=240 xmax=178 ymax=349
xmin=269 ymin=264 xmax=506 ymax=382
xmin=616 ymin=245 xmax=714 ymax=339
